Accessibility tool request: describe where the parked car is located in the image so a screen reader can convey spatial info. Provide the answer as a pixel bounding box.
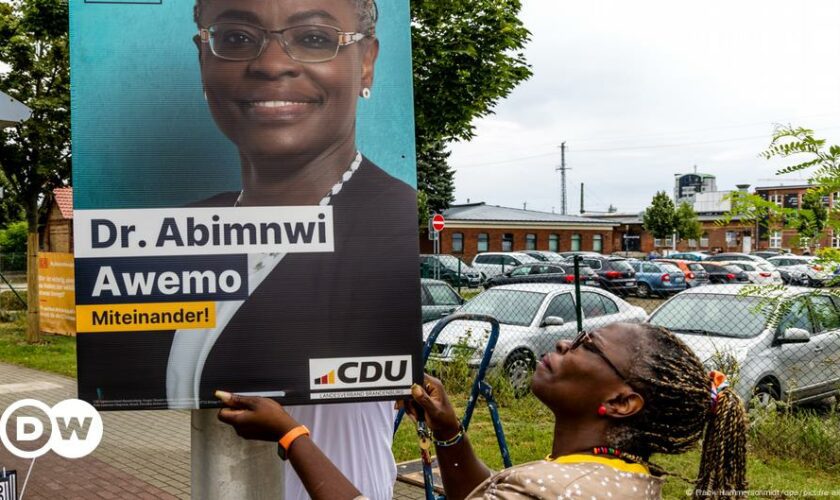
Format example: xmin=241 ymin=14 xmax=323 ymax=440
xmin=628 ymin=260 xmax=687 ymax=298
xmin=705 ymin=252 xmax=772 ymax=265
xmin=420 ymin=278 xmax=464 ymax=323
xmin=665 ymin=251 xmax=707 ymax=261
xmin=420 ymin=254 xmax=483 ymax=287
xmin=557 ymin=251 xmax=603 ymax=259
xmin=767 ymin=255 xmax=833 ymax=287
xmin=648 ymin=285 xmax=840 ymax=407
xmin=752 ymin=250 xmax=789 ymax=259
xmin=424 ymin=284 xmax=647 ymax=395
xmin=717 ymin=261 xmax=783 ymax=285
xmin=655 ymin=259 xmax=710 ymax=288
xmin=776 ymin=267 xmax=809 ymax=287
xmin=483 ymin=263 xmax=600 ymax=289
xmin=522 ymin=250 xmax=567 ymax=263
xmin=578 ymin=256 xmax=637 ymax=295
xmin=471 ymin=252 xmax=540 ymax=278
xmin=697 ymin=262 xmax=750 ymax=284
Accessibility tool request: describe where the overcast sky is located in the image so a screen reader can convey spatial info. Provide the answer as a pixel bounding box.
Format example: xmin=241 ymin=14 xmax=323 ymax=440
xmin=449 ymin=0 xmax=840 ymax=215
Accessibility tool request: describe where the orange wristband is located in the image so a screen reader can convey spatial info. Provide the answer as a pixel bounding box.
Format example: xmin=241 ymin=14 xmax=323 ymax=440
xmin=278 ymin=425 xmax=310 ymax=459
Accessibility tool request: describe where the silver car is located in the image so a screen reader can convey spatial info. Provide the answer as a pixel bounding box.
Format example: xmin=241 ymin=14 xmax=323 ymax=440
xmin=767 ymin=255 xmax=833 ymax=287
xmin=648 ymin=285 xmax=840 ymax=407
xmin=424 ymin=283 xmax=647 ymax=394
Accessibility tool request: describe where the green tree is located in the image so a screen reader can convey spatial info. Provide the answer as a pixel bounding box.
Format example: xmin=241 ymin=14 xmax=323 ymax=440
xmin=727 ymin=126 xmax=839 ymax=252
xmin=797 ymin=189 xmax=828 ymax=246
xmin=417 ymin=189 xmax=430 ymax=234
xmin=642 ymin=191 xmax=677 ymax=241
xmin=416 ymin=140 xmax=455 ymax=213
xmin=0 ymin=0 xmax=70 ymax=342
xmin=0 ymin=220 xmax=28 ymax=254
xmin=412 ymin=0 xmax=532 ymax=210
xmin=675 ymin=202 xmax=703 ymax=242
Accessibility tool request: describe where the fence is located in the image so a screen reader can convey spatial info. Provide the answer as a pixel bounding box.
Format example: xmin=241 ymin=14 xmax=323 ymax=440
xmin=421 ymin=255 xmax=840 ymax=484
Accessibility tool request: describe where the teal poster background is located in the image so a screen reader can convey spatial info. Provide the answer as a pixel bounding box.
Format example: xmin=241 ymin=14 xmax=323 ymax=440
xmin=70 ymin=0 xmax=417 ymax=209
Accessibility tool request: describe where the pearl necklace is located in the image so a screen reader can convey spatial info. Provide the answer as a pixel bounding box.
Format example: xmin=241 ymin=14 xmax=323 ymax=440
xmin=234 ymin=151 xmax=363 ymax=207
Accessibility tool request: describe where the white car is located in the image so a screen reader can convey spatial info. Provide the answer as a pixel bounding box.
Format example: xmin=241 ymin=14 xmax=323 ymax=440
xmin=471 ymin=252 xmax=540 ymax=279
xmin=717 ymin=260 xmax=782 ymax=285
xmin=767 ymin=255 xmax=833 ymax=287
xmin=423 ymin=283 xmax=647 ymax=395
xmin=649 ymin=285 xmax=840 ymax=406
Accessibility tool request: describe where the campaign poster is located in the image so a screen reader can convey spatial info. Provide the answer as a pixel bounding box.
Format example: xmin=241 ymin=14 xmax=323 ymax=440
xmin=70 ymin=0 xmax=422 ymax=410
xmin=38 ymin=252 xmax=76 ymax=336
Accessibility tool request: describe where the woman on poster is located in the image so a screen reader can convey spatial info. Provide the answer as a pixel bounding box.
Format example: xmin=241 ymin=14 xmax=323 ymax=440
xmin=167 ymin=0 xmax=418 ymax=498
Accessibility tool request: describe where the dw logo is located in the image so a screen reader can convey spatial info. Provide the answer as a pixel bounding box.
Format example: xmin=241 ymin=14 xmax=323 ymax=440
xmin=0 ymin=399 xmax=103 ymax=459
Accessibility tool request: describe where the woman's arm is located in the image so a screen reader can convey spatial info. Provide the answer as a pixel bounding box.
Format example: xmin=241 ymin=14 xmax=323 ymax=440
xmin=215 ymin=391 xmax=363 ymax=500
xmin=409 ymin=377 xmax=493 ymax=500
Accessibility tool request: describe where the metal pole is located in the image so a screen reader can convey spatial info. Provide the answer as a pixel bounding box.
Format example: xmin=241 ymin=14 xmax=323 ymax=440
xmin=191 ymin=409 xmax=284 ymax=500
xmin=573 ymin=256 xmax=583 ymax=333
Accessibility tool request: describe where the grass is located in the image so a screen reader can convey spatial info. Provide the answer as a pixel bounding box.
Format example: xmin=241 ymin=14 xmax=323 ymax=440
xmin=2 ymin=318 xmax=838 ymax=495
xmin=395 ymin=360 xmax=840 ymax=497
xmin=0 ymin=320 xmax=76 ymax=378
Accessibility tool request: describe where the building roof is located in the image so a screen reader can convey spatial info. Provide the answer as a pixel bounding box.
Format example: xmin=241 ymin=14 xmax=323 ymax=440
xmin=589 ymin=212 xmax=744 ymax=225
xmin=442 ymin=203 xmax=619 ymax=226
xmin=754 ymin=184 xmax=814 ymax=191
xmin=53 ymin=187 xmax=73 ymax=219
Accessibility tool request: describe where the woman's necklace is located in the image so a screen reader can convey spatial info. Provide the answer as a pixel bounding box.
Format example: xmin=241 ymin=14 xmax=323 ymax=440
xmin=591 ymin=446 xmax=646 ymax=464
xmin=234 ymin=151 xmax=363 ymax=207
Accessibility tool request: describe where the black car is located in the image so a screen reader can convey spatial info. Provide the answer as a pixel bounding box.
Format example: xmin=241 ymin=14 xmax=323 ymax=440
xmin=483 ymin=263 xmax=600 ymax=289
xmin=578 ymin=256 xmax=637 ymax=295
xmin=420 ymin=254 xmax=483 ymax=287
xmin=521 ymin=250 xmax=567 ymax=263
xmin=698 ymin=262 xmax=750 ymax=284
xmin=421 ymin=279 xmax=464 ymax=322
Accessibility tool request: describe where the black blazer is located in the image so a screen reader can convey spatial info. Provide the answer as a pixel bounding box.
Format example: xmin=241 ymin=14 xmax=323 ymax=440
xmin=77 ymin=158 xmax=422 ymax=409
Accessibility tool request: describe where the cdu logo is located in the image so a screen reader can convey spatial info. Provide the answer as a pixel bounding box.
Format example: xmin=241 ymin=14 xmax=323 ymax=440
xmin=0 ymin=399 xmax=103 ymax=459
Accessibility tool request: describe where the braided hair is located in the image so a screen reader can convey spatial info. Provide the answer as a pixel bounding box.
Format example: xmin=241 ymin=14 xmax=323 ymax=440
xmin=193 ymin=0 xmax=379 ymax=33
xmin=607 ymin=324 xmax=747 ymax=498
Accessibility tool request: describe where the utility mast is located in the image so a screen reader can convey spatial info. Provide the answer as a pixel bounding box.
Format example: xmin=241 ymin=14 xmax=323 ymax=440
xmin=556 ymin=142 xmax=570 ymax=215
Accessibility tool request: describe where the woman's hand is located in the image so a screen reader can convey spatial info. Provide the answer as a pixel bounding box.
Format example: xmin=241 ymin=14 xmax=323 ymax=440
xmin=408 ymin=375 xmax=461 ymax=440
xmin=215 ymin=390 xmax=298 ymax=442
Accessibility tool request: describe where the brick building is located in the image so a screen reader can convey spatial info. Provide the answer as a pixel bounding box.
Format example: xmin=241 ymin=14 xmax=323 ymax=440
xmin=419 ymin=203 xmax=618 ymax=263
xmin=754 ymin=184 xmax=835 ymax=252
xmin=602 ymin=213 xmax=754 ymax=254
xmin=42 ymin=186 xmax=73 ymax=253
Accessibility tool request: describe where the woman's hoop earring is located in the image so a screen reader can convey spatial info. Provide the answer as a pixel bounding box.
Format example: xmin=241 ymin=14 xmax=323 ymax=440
xmin=362 ymin=88 xmax=372 ymax=100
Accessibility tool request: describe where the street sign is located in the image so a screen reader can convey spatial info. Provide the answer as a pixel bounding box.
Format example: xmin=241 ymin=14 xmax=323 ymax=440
xmin=432 ymin=214 xmax=445 ymax=232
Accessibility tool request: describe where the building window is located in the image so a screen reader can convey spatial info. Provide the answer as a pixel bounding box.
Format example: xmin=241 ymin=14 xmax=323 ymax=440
xmin=769 ymin=231 xmax=782 ymax=248
xmin=700 ymin=232 xmax=709 ymax=248
xmin=769 ymin=194 xmax=783 ymax=207
xmin=654 ymin=238 xmax=663 ymax=247
xmin=832 ymin=231 xmax=840 ymax=249
xmin=571 ymin=234 xmax=581 ymax=252
xmin=688 ymin=239 xmax=698 ymax=248
xmin=548 ymin=234 xmax=559 ymax=252
xmin=592 ymin=234 xmax=603 ymax=253
xmin=725 ymin=231 xmax=738 ymax=247
xmin=452 ymin=232 xmax=464 ymax=253
xmin=832 ymin=192 xmax=840 ymax=207
xmin=502 ymin=233 xmax=514 ymax=252
xmin=525 ymin=233 xmax=537 ymax=250
xmin=477 ymin=233 xmax=489 ymax=253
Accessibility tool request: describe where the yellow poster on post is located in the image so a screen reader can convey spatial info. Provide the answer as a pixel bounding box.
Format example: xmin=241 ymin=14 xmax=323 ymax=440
xmin=38 ymin=252 xmax=76 ymax=336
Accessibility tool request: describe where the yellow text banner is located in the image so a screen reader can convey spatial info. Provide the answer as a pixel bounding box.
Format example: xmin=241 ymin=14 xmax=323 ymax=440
xmin=77 ymin=302 xmax=215 ymax=333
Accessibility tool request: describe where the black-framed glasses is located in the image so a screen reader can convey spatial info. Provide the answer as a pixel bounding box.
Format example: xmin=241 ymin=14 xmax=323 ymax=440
xmin=199 ymin=23 xmax=371 ymax=63
xmin=570 ymin=330 xmax=628 ymax=382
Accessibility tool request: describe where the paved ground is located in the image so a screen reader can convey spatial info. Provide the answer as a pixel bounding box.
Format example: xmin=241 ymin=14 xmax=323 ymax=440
xmin=0 ymin=362 xmax=424 ymax=499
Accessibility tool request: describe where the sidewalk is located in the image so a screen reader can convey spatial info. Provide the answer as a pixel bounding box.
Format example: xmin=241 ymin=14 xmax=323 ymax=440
xmin=0 ymin=362 xmax=423 ymax=499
